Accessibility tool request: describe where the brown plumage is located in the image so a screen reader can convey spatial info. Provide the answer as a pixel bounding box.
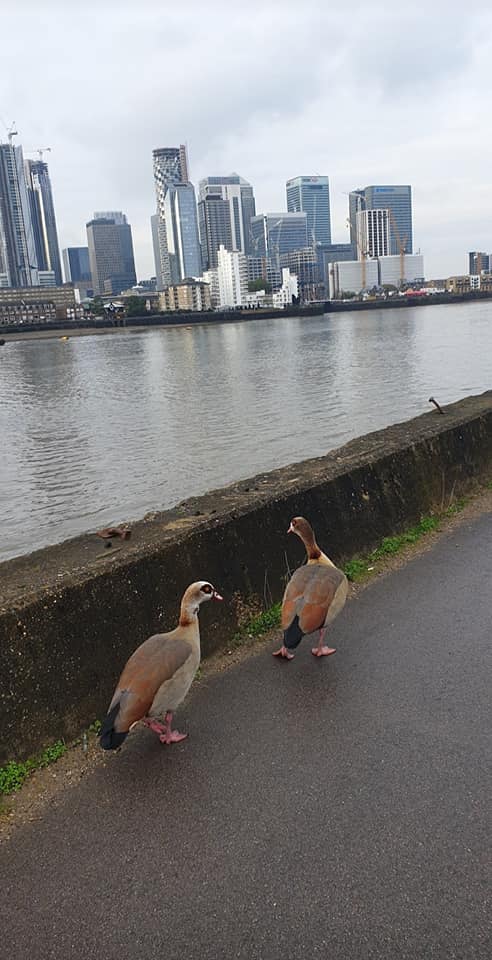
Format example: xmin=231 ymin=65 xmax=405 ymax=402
xmin=273 ymin=517 xmax=348 ymax=660
xmin=100 ymin=581 xmax=223 ymax=749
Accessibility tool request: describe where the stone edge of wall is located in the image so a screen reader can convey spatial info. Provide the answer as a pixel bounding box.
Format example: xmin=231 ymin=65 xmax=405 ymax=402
xmin=1 ymin=391 xmax=491 ymax=763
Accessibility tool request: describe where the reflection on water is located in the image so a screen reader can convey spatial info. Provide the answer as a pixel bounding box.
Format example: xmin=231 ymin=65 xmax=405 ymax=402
xmin=0 ymin=301 xmax=491 ymax=561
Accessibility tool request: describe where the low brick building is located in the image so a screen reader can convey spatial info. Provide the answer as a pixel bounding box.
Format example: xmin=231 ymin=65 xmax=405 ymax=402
xmin=158 ymin=279 xmax=212 ymax=313
xmin=0 ymin=284 xmax=78 ymax=326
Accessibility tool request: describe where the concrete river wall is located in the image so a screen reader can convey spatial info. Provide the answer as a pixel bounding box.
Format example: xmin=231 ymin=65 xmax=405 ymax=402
xmin=1 ymin=391 xmax=491 ymax=763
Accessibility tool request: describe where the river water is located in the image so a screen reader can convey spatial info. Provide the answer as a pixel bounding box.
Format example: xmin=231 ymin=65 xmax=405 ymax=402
xmin=0 ymin=301 xmax=490 ymax=562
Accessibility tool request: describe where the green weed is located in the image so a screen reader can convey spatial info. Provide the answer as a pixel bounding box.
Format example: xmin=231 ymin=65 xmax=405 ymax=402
xmin=231 ymin=602 xmax=282 ymax=647
xmin=245 ymin=603 xmax=282 ymax=636
xmin=0 ymin=741 xmax=67 ymax=797
xmin=343 ymin=505 xmax=465 ymax=582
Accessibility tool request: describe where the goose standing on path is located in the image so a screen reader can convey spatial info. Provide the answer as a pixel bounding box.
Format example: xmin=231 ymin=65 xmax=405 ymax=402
xmin=100 ymin=581 xmax=223 ymax=750
xmin=273 ymin=517 xmax=348 ymax=661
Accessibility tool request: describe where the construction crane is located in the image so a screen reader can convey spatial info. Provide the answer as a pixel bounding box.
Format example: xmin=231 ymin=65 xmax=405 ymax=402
xmin=346 ymin=217 xmax=368 ymax=290
xmin=388 ymin=209 xmax=408 ymax=286
xmin=0 ymin=120 xmax=18 ymax=145
xmin=25 ymin=147 xmax=52 ymax=161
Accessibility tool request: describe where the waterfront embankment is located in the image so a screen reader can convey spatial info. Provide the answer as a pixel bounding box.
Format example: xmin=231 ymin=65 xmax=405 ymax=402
xmin=0 ymin=391 xmax=491 ymax=763
xmin=1 ymin=290 xmax=491 ymax=342
xmin=0 ymin=303 xmax=324 ymax=342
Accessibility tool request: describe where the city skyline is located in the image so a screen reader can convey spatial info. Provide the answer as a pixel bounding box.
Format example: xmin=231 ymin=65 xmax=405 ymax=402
xmin=0 ymin=128 xmax=487 ymax=293
xmin=2 ymin=2 xmax=490 ymax=281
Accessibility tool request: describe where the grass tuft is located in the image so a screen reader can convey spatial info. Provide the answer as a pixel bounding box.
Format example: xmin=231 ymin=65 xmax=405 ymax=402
xmin=343 ymin=504 xmax=467 ymax=582
xmin=0 ymin=741 xmax=67 ymax=796
xmin=245 ymin=602 xmax=282 ymax=636
xmin=231 ymin=602 xmax=282 ymax=647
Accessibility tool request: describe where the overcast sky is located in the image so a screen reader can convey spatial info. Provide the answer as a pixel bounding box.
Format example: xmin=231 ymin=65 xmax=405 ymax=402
xmin=3 ymin=0 xmax=491 ymax=279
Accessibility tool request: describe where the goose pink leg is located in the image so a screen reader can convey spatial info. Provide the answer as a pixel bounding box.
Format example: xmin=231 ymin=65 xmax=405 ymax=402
xmin=142 ymin=711 xmax=188 ymax=744
xmin=311 ymin=628 xmax=337 ymax=658
xmin=273 ymin=645 xmax=294 ymax=660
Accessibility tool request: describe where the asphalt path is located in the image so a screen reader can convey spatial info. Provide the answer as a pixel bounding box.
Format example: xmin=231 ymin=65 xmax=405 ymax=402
xmin=1 ymin=512 xmax=491 ymax=959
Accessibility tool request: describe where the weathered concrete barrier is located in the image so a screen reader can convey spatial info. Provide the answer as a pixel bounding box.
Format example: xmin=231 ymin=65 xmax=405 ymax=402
xmin=1 ymin=391 xmax=491 ymax=763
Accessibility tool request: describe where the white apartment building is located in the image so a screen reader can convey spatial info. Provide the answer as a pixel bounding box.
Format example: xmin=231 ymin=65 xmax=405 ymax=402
xmin=272 ymin=268 xmax=299 ymax=307
xmin=217 ymin=245 xmax=248 ymax=308
xmin=356 ymin=208 xmax=390 ymax=258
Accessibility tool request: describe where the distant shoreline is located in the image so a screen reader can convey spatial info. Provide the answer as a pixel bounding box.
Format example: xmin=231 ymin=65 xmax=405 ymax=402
xmin=1 ymin=293 xmax=491 ymax=344
xmin=0 ymin=303 xmax=325 ymax=344
xmin=1 ymin=324 xmax=157 ymax=343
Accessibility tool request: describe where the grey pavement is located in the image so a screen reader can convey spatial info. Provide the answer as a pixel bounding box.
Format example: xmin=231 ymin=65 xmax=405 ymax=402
xmin=1 ymin=512 xmax=491 ymax=959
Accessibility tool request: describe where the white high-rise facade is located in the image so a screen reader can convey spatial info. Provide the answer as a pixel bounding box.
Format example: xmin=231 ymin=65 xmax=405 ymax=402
xmin=356 ymin=209 xmax=390 ymax=259
xmin=217 ymin=244 xmax=248 ymax=308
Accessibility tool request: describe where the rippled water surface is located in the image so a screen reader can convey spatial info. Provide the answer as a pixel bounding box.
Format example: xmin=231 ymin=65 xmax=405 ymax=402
xmin=1 ymin=302 xmax=491 ymax=561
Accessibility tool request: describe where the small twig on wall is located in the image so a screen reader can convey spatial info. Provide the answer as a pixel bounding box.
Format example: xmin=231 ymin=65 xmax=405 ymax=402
xmin=263 ymin=569 xmax=273 ymax=609
xmin=447 ymin=478 xmax=457 ymax=508
xmin=429 ymin=396 xmax=445 ymax=415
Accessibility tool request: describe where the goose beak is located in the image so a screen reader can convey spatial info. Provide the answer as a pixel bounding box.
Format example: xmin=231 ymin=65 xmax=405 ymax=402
xmin=213 ymin=590 xmax=224 ymax=601
xmin=287 ymin=523 xmax=295 ymax=534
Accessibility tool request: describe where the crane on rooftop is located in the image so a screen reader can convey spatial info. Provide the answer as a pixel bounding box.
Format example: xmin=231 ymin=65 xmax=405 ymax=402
xmin=25 ymin=147 xmax=52 ymax=161
xmin=0 ymin=120 xmax=18 ymax=145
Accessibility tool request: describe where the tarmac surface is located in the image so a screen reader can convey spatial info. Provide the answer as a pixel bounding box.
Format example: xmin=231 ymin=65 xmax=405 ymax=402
xmin=1 ymin=511 xmax=491 ymax=959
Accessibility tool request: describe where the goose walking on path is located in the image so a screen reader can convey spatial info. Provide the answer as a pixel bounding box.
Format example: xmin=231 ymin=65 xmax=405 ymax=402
xmin=273 ymin=517 xmax=348 ymax=661
xmin=100 ymin=581 xmax=223 ymax=750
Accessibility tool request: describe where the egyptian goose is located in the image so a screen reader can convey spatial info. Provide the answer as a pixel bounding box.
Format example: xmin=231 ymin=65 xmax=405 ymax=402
xmin=273 ymin=517 xmax=348 ymax=660
xmin=100 ymin=581 xmax=223 ymax=749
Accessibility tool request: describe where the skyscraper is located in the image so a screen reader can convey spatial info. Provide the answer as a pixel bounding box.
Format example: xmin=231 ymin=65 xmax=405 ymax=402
xmin=26 ymin=159 xmax=62 ymax=285
xmin=468 ymin=251 xmax=490 ymax=274
xmin=286 ymin=176 xmax=331 ymax=245
xmin=349 ymin=185 xmax=413 ymax=255
xmin=198 ymin=175 xmax=256 ymax=269
xmin=152 ymin=145 xmax=189 ymax=286
xmin=151 ymin=214 xmax=163 ymax=290
xmin=86 ymin=212 xmax=136 ymax=295
xmin=93 ymin=211 xmax=129 ymax=225
xmin=250 ymin=213 xmax=308 ymax=259
xmin=62 ymin=247 xmax=91 ymax=283
xmin=0 ymin=140 xmax=38 ymax=287
xmin=198 ymin=191 xmax=232 ymax=270
xmin=164 ymin=183 xmax=201 ymax=282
